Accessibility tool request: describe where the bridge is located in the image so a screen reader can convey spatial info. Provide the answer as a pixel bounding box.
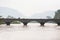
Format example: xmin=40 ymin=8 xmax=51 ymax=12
xmin=0 ymin=18 xmax=60 ymax=26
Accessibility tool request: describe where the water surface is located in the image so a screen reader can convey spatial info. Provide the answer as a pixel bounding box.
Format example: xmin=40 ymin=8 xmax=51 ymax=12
xmin=0 ymin=23 xmax=60 ymax=40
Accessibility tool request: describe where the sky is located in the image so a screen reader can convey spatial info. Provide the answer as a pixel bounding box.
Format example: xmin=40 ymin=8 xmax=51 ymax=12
xmin=0 ymin=0 xmax=60 ymax=17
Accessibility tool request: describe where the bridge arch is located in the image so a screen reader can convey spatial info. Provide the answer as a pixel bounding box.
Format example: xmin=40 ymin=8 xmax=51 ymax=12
xmin=28 ymin=20 xmax=40 ymax=23
xmin=45 ymin=21 xmax=57 ymax=23
xmin=44 ymin=21 xmax=58 ymax=26
xmin=28 ymin=21 xmax=40 ymax=25
xmin=5 ymin=20 xmax=25 ymax=25
xmin=3 ymin=19 xmax=60 ymax=26
xmin=11 ymin=20 xmax=21 ymax=24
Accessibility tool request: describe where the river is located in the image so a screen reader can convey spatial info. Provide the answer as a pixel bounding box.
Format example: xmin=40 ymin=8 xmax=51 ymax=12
xmin=0 ymin=23 xmax=60 ymax=40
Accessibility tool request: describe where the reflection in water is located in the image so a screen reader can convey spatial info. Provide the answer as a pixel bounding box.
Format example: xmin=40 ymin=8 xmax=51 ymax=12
xmin=0 ymin=23 xmax=60 ymax=40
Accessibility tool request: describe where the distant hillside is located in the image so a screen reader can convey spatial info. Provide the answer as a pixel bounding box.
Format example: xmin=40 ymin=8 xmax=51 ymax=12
xmin=0 ymin=7 xmax=23 ymax=18
xmin=30 ymin=11 xmax=55 ymax=19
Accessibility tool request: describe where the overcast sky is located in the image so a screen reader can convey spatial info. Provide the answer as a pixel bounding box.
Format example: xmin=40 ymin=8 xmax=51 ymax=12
xmin=0 ymin=0 xmax=60 ymax=17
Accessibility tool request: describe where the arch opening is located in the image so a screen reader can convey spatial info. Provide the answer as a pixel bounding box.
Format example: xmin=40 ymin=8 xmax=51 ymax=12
xmin=45 ymin=21 xmax=58 ymax=26
xmin=11 ymin=20 xmax=23 ymax=25
xmin=27 ymin=21 xmax=40 ymax=26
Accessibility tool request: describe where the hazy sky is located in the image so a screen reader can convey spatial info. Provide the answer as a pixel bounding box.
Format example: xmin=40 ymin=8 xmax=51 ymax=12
xmin=0 ymin=0 xmax=60 ymax=17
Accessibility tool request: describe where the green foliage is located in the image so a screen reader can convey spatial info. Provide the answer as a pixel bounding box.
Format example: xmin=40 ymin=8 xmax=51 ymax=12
xmin=0 ymin=20 xmax=4 ymax=24
xmin=0 ymin=16 xmax=3 ymax=24
xmin=54 ymin=10 xmax=60 ymax=19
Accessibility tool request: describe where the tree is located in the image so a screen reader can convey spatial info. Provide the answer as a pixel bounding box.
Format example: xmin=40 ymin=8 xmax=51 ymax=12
xmin=54 ymin=10 xmax=60 ymax=19
xmin=0 ymin=16 xmax=3 ymax=24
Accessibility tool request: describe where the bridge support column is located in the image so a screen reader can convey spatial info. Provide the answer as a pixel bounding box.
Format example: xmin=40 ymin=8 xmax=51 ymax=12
xmin=40 ymin=22 xmax=45 ymax=26
xmin=23 ymin=22 xmax=27 ymax=26
xmin=5 ymin=22 xmax=10 ymax=25
xmin=57 ymin=23 xmax=60 ymax=26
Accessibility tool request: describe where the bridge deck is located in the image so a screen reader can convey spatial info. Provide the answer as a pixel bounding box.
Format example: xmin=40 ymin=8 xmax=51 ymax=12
xmin=0 ymin=18 xmax=60 ymax=26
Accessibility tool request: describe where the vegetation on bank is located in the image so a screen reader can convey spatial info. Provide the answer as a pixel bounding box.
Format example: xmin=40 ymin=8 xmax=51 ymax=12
xmin=0 ymin=15 xmax=21 ymax=24
xmin=46 ymin=9 xmax=60 ymax=19
xmin=54 ymin=10 xmax=60 ymax=19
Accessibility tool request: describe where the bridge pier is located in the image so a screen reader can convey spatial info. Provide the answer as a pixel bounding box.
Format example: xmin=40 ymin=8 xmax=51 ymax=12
xmin=57 ymin=23 xmax=60 ymax=26
xmin=40 ymin=22 xmax=45 ymax=26
xmin=5 ymin=22 xmax=10 ymax=25
xmin=23 ymin=22 xmax=27 ymax=26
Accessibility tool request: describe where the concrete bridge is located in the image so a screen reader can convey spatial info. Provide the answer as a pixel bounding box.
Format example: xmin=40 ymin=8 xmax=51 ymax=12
xmin=0 ymin=18 xmax=60 ymax=26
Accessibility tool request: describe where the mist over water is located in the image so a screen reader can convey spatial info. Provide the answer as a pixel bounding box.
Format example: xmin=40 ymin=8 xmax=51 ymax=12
xmin=0 ymin=23 xmax=60 ymax=40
